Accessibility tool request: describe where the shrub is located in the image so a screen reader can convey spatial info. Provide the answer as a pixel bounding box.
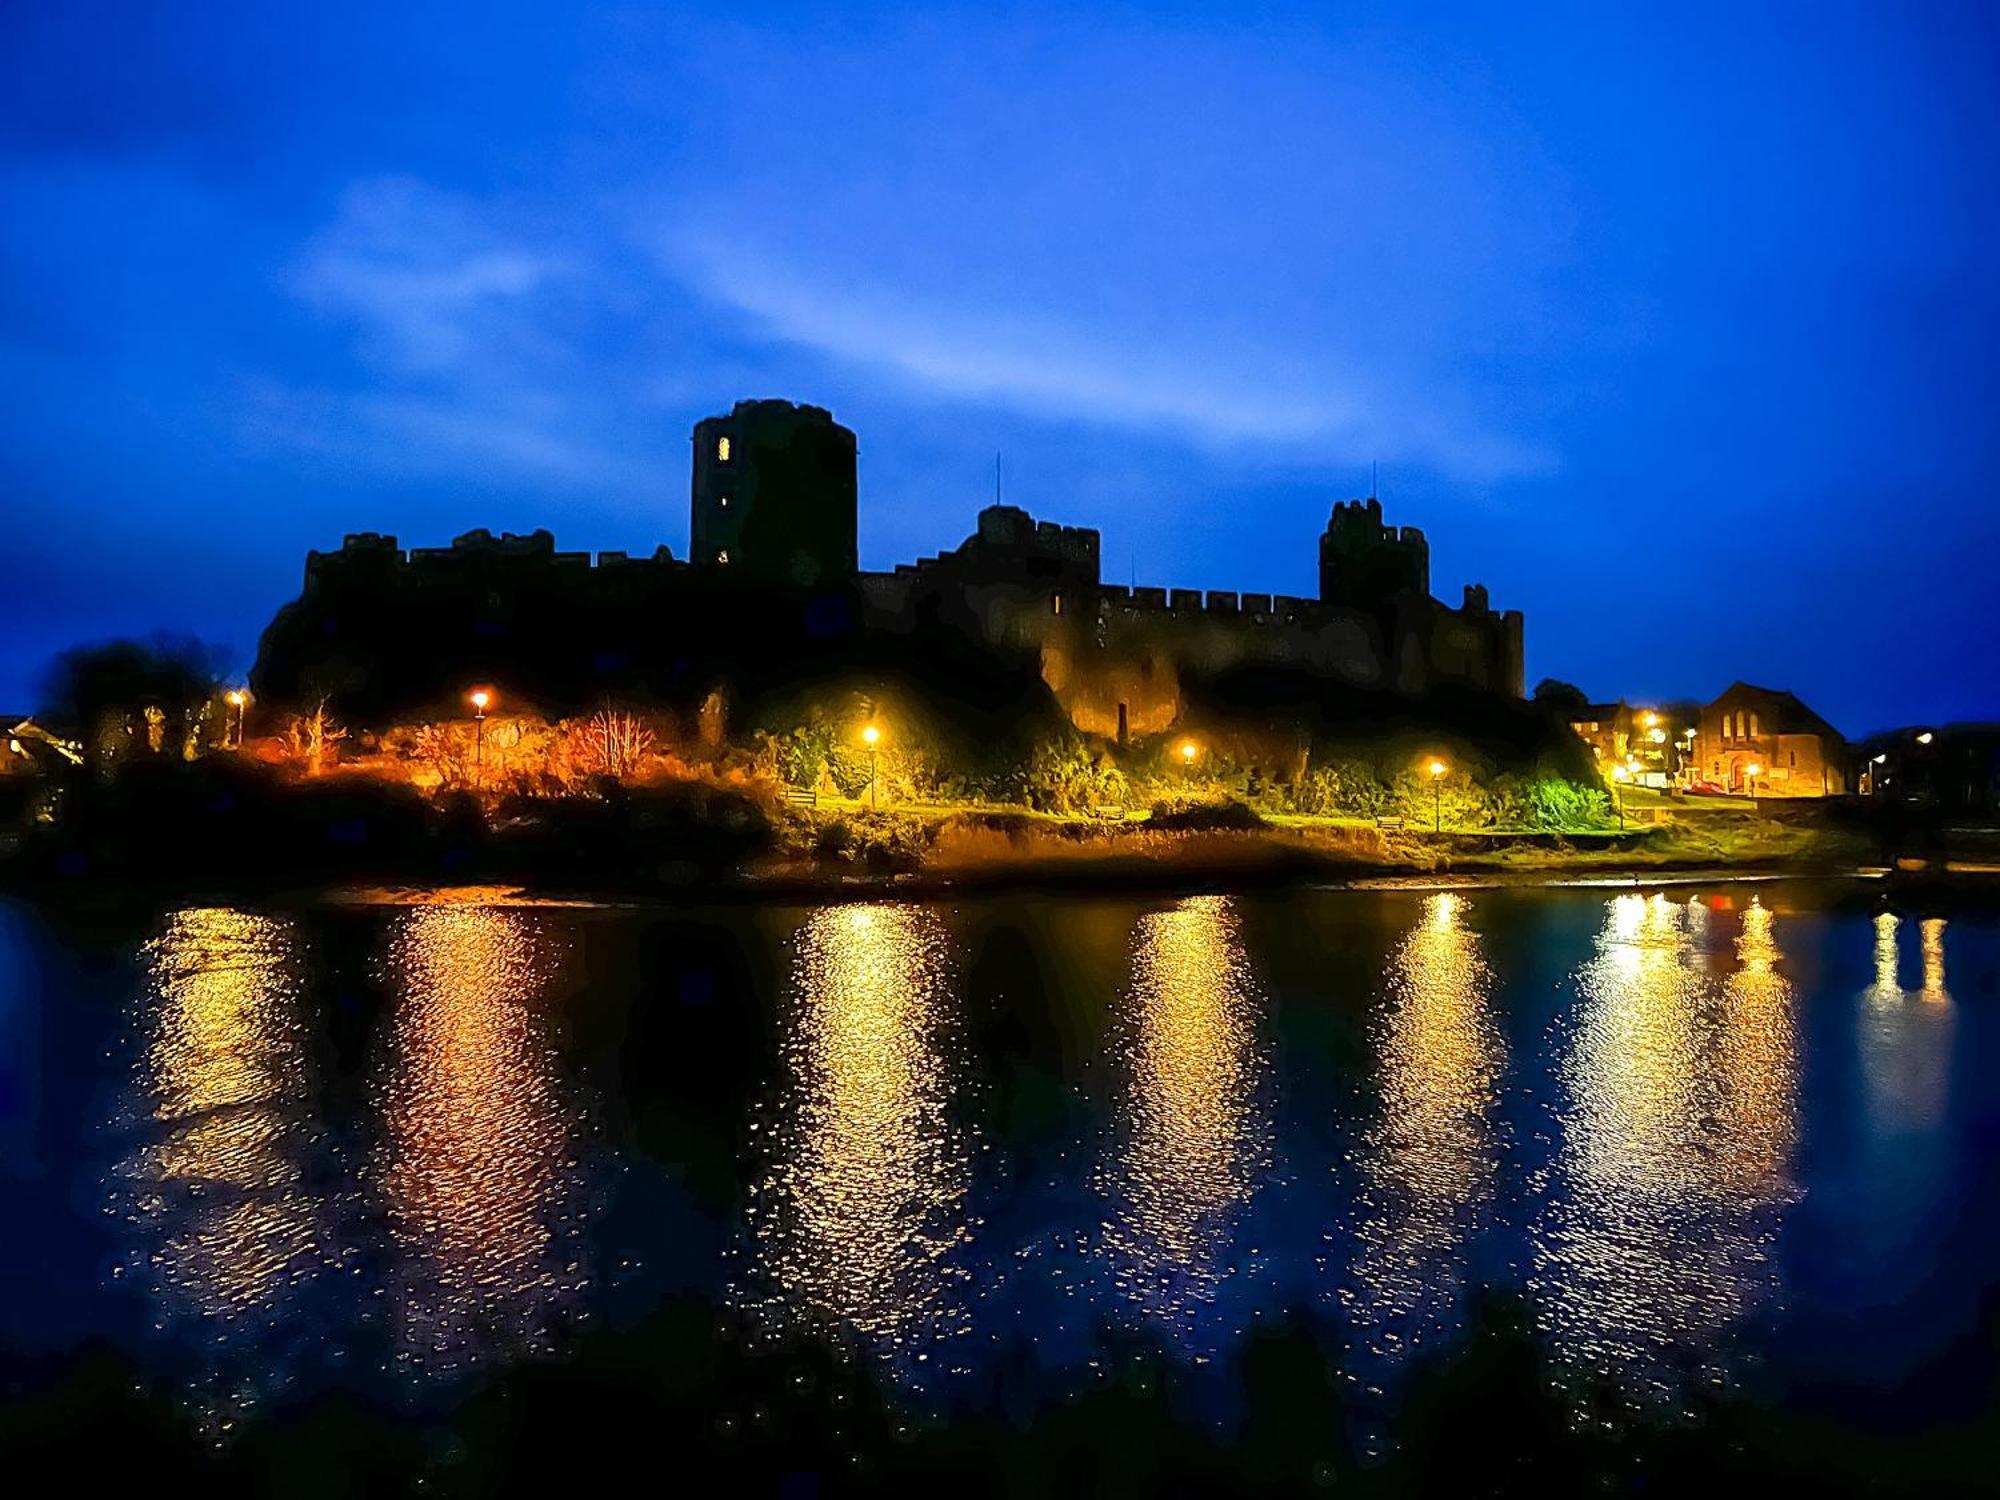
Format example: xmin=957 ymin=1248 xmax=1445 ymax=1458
xmin=1526 ymin=777 xmax=1613 ymax=832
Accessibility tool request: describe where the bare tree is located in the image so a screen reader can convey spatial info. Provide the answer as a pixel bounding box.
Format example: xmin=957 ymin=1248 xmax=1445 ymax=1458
xmin=564 ymin=706 xmax=656 ymax=781
xmin=287 ymin=695 xmax=348 ymax=774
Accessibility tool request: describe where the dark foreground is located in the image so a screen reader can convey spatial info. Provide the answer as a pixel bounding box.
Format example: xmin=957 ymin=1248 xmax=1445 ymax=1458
xmin=4 ymin=881 xmax=1998 ymax=1496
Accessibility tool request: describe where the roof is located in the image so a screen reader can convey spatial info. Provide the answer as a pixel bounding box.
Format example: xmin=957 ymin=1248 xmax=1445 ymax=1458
xmin=1708 ymin=681 xmax=1844 ymax=741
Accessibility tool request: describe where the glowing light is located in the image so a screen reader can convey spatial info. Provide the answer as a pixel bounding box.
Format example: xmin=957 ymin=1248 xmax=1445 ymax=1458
xmin=374 ymin=907 xmax=590 ymax=1377
xmin=1746 ymin=762 xmax=1763 ymax=778
xmin=1350 ymin=892 xmax=1502 ymax=1362
xmin=1641 ymin=711 xmax=1659 ymax=728
xmin=469 ymin=688 xmax=492 ymax=713
xmin=861 ymin=722 xmax=881 ymax=747
xmin=1647 ymin=727 xmax=1666 ymax=743
xmin=1915 ymin=731 xmax=1934 ymax=745
xmin=1611 ymin=765 xmax=1631 ymax=782
xmin=1530 ymin=893 xmax=1798 ymax=1398
xmin=736 ymin=904 xmax=973 ymax=1374
xmin=1180 ymin=739 xmax=1199 ymax=764
xmin=110 ymin=908 xmax=330 ymax=1433
xmin=225 ymin=690 xmax=246 ymax=707
xmin=1098 ymin=896 xmax=1269 ymax=1339
xmin=1859 ymin=913 xmax=1955 ymax=1133
xmin=1427 ymin=758 xmax=1447 ymax=778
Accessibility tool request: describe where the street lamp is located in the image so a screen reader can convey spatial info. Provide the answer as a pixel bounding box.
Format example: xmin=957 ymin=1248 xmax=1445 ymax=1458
xmin=1610 ymin=763 xmax=1630 ymax=830
xmin=225 ymin=689 xmax=247 ymax=748
xmin=1745 ymin=760 xmax=1762 ymax=802
xmin=861 ymin=721 xmax=881 ymax=808
xmin=1427 ymin=758 xmax=1447 ymax=833
xmin=1179 ymin=739 xmax=1199 ymax=768
xmin=470 ymin=688 xmax=492 ymax=784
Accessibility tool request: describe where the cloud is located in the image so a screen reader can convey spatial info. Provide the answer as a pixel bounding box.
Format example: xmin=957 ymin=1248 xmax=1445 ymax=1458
xmin=286 ymin=176 xmax=566 ymax=372
xmin=672 ymin=235 xmax=1553 ymax=483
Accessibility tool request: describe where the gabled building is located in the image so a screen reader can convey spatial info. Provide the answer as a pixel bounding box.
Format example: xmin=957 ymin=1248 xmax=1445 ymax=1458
xmin=1693 ymin=682 xmax=1847 ymax=797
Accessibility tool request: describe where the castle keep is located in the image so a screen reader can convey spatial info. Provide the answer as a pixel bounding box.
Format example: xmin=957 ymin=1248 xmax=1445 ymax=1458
xmin=277 ymin=399 xmax=1522 ymax=728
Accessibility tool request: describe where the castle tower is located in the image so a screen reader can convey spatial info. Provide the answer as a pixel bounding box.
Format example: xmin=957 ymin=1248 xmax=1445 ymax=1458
xmin=690 ymin=399 xmax=858 ymax=588
xmin=1318 ymin=497 xmax=1430 ymax=610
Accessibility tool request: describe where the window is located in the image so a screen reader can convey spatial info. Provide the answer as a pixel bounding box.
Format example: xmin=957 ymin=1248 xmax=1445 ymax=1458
xmin=716 ymin=549 xmax=730 ymax=565
xmin=1750 ymin=712 xmax=1761 ymax=738
xmin=719 ymin=495 xmax=730 ymax=509
xmin=1051 ymin=592 xmax=1063 ymax=616
xmin=716 ymin=436 xmax=731 ymax=462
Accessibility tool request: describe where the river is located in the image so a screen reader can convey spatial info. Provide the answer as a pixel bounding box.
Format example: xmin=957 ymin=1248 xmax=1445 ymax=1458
xmin=2 ymin=879 xmax=1996 ymax=1488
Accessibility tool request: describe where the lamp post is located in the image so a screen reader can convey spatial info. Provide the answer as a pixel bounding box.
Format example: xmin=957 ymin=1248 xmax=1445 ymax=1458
xmin=1427 ymin=758 xmax=1447 ymax=833
xmin=1180 ymin=739 xmax=1199 ymax=771
xmin=1745 ymin=760 xmax=1761 ymax=803
xmin=470 ymin=688 xmax=492 ymax=785
xmin=225 ymin=689 xmax=246 ymax=749
xmin=1610 ymin=763 xmax=1629 ymax=830
xmin=861 ymin=722 xmax=881 ymax=809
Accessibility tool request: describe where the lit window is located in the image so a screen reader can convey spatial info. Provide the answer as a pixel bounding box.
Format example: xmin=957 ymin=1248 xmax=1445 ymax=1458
xmin=716 ymin=549 xmax=729 ymax=565
xmin=1052 ymin=593 xmax=1063 ymax=616
xmin=1750 ymin=713 xmax=1760 ymax=738
xmin=719 ymin=495 xmax=730 ymax=509
xmin=717 ymin=436 xmax=731 ymax=462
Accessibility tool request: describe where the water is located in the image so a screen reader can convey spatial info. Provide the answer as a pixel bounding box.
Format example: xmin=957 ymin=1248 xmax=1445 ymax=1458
xmin=3 ymin=880 xmax=1998 ymax=1483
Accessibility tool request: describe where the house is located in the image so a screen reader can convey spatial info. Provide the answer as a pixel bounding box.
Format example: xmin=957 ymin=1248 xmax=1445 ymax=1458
xmin=1693 ymin=683 xmax=1847 ymax=797
xmin=1567 ymin=701 xmax=1692 ymax=788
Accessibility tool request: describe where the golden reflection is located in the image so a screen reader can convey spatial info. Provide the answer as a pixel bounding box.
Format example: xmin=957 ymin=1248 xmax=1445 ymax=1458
xmin=738 ymin=904 xmax=973 ymax=1364
xmin=1098 ymin=895 xmax=1269 ymax=1333
xmin=115 ymin=907 xmax=326 ymax=1334
xmin=1350 ymin=893 xmax=1502 ymax=1358
xmin=374 ymin=907 xmax=588 ymax=1377
xmin=1859 ymin=913 xmax=1954 ymax=1133
xmin=1532 ymin=893 xmax=1799 ymax=1395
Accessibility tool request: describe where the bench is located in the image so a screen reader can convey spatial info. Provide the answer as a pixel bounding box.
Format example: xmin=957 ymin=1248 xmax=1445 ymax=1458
xmin=784 ymin=787 xmax=818 ymax=809
xmin=1376 ymin=815 xmax=1406 ymax=830
xmin=1091 ymin=804 xmax=1127 ymax=821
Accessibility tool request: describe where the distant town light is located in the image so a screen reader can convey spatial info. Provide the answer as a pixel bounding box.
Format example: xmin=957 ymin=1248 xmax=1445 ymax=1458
xmin=1641 ymin=711 xmax=1659 ymax=727
xmin=225 ymin=690 xmax=246 ymax=707
xmin=1648 ymin=727 xmax=1666 ymax=743
xmin=1611 ymin=764 xmax=1631 ymax=782
xmin=1873 ymin=752 xmax=1889 ymax=764
xmin=1915 ymin=731 xmax=1934 ymax=744
xmin=7 ymin=738 xmax=21 ymax=756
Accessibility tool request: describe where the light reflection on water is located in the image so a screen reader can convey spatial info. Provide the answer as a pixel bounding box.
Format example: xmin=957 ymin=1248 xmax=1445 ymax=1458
xmin=110 ymin=907 xmax=334 ymax=1436
xmin=1095 ymin=894 xmax=1272 ymax=1341
xmin=76 ymin=887 xmax=1990 ymax=1444
xmin=1530 ymin=894 xmax=1800 ymax=1400
xmin=1860 ymin=913 xmax=1954 ymax=1134
xmin=734 ymin=904 xmax=977 ymax=1373
xmin=1347 ymin=892 xmax=1502 ymax=1364
xmin=371 ymin=907 xmax=590 ymax=1379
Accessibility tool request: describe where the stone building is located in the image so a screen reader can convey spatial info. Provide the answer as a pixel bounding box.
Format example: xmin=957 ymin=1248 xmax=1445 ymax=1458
xmin=690 ymin=399 xmax=858 ymax=588
xmin=264 ymin=398 xmax=1526 ymax=730
xmin=1693 ymin=682 xmax=1847 ymax=797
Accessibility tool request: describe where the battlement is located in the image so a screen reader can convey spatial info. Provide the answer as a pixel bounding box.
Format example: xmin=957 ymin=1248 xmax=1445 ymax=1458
xmin=305 ymin=529 xmax=679 ymax=592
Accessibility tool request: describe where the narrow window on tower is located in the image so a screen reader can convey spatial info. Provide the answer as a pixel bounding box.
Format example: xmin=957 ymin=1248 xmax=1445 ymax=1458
xmin=717 ymin=436 xmax=731 ymax=462
xmin=1052 ymin=592 xmax=1063 ymax=616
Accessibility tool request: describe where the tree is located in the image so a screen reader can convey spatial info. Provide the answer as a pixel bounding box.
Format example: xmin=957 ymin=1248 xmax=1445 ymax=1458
xmin=286 ymin=695 xmax=348 ymax=774
xmin=1531 ymin=679 xmax=1591 ymax=714
xmin=38 ymin=635 xmax=227 ymax=769
xmin=563 ymin=707 xmax=657 ymax=781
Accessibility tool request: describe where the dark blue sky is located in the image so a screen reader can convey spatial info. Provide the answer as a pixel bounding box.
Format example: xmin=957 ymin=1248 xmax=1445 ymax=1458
xmin=3 ymin=2 xmax=1995 ymax=733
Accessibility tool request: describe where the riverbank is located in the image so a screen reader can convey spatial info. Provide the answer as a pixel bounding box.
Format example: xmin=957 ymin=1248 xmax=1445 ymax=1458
xmin=10 ymin=768 xmax=1993 ymax=912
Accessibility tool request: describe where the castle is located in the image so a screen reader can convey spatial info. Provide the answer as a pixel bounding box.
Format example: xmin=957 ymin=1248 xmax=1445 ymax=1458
xmin=272 ymin=398 xmax=1523 ymax=732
